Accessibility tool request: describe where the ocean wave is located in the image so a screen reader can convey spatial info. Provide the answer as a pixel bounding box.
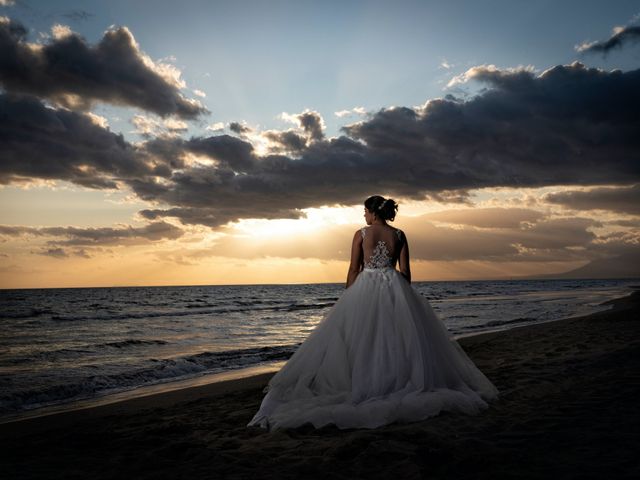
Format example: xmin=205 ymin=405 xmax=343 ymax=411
xmin=461 ymin=317 xmax=536 ymax=330
xmin=5 ymin=339 xmax=171 ymax=364
xmin=276 ymin=302 xmax=335 ymax=312
xmin=187 ymin=344 xmax=299 ymax=366
xmin=1 ymin=308 xmax=55 ymax=319
xmin=95 ymin=339 xmax=169 ymax=349
xmin=0 ymin=344 xmax=299 ymax=415
xmin=49 ymin=301 xmax=335 ymax=322
xmin=485 ymin=317 xmax=536 ymax=327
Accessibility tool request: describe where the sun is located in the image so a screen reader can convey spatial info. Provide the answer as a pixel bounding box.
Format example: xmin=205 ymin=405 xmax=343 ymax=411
xmin=229 ymin=205 xmax=363 ymax=238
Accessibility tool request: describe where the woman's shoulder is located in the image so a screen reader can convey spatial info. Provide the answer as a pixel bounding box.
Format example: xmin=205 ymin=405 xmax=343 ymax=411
xmin=391 ymin=226 xmax=404 ymax=239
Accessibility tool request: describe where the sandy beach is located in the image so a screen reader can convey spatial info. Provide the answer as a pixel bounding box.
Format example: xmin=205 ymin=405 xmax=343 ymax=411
xmin=2 ymin=290 xmax=639 ymax=479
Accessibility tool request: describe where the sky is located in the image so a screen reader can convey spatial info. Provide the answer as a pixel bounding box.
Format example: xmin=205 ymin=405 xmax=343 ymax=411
xmin=1 ymin=0 xmax=639 ymax=288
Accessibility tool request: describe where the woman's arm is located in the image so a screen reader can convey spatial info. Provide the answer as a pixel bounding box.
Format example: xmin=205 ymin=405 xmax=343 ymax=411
xmin=398 ymin=233 xmax=411 ymax=284
xmin=345 ymin=230 xmax=363 ymax=288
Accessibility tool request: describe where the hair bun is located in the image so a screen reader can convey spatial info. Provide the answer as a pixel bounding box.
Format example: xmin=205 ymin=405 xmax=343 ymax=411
xmin=365 ymin=196 xmax=398 ymax=222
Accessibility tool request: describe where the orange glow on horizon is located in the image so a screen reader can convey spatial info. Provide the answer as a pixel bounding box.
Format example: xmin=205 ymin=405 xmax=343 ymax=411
xmin=1 ymin=185 xmax=635 ymax=289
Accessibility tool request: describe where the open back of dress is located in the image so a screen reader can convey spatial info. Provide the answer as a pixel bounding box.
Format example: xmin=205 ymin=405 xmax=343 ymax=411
xmin=361 ymin=226 xmax=403 ymax=270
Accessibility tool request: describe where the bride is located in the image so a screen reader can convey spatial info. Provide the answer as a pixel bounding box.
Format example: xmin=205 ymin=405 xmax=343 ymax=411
xmin=248 ymin=195 xmax=499 ymax=430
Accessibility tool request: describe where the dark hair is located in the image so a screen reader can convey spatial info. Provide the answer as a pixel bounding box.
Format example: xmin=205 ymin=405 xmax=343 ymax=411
xmin=364 ymin=195 xmax=398 ymax=222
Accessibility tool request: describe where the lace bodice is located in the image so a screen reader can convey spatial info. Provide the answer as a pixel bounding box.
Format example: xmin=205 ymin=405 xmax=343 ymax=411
xmin=361 ymin=227 xmax=403 ymax=269
xmin=364 ymin=240 xmax=394 ymax=269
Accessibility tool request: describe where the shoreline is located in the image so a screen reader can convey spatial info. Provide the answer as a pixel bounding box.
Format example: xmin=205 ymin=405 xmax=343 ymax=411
xmin=2 ymin=292 xmax=621 ymax=428
xmin=3 ymin=289 xmax=639 ymax=479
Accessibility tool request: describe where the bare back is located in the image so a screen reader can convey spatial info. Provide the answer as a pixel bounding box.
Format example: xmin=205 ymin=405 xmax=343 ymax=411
xmin=361 ymin=225 xmax=404 ymax=269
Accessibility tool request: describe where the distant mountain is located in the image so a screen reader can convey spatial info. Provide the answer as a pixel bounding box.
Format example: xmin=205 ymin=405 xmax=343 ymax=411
xmin=531 ymin=252 xmax=640 ymax=280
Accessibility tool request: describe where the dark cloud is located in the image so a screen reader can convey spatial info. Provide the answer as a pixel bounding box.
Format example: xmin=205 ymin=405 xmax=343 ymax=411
xmin=509 ymin=217 xmax=599 ymax=249
xmin=0 ymin=93 xmax=160 ymax=188
xmin=546 ymin=184 xmax=640 ymax=215
xmin=36 ymin=247 xmax=91 ymax=259
xmin=229 ymin=122 xmax=252 ymax=135
xmin=38 ymin=247 xmax=69 ymax=259
xmin=138 ymin=204 xmax=304 ymax=228
xmin=185 ymin=134 xmax=256 ymax=172
xmin=584 ymin=230 xmax=640 ymax=262
xmin=139 ymin=207 xmax=223 ymax=228
xmin=260 ymin=111 xmax=325 ymax=154
xmin=0 ymin=221 xmax=184 ymax=246
xmin=124 ymin=134 xmax=259 ymax=205
xmin=345 ymin=62 xmax=640 ymax=189
xmin=137 ymin=135 xmax=188 ymax=171
xmin=263 ymin=130 xmax=308 ymax=154
xmin=0 ymin=225 xmax=27 ymax=235
xmin=297 ymin=111 xmax=325 ymax=141
xmin=0 ymin=17 xmax=206 ymax=118
xmin=131 ymin=63 xmax=640 ymax=227
xmin=407 ymin=222 xmax=521 ymax=261
xmin=609 ymin=219 xmax=640 ymax=227
xmin=2 ymin=58 xmax=639 ymax=229
xmin=408 ymin=216 xmax=599 ymax=261
xmin=578 ymin=25 xmax=640 ymax=55
xmin=424 ymin=208 xmax=544 ymax=228
xmin=423 ymin=190 xmax=472 ymax=204
xmin=129 ymin=135 xmax=372 ymax=226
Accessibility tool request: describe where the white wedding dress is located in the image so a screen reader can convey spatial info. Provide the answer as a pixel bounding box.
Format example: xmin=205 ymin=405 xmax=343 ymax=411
xmin=248 ymin=227 xmax=499 ymax=431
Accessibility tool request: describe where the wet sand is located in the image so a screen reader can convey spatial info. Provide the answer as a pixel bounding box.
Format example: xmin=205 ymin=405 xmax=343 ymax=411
xmin=2 ymin=290 xmax=639 ymax=479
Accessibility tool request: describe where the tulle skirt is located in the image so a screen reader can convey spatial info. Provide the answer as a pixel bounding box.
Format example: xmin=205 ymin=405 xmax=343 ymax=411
xmin=247 ymin=267 xmax=499 ymax=431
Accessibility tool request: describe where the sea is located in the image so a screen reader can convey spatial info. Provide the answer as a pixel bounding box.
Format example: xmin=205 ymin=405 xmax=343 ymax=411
xmin=1 ymin=278 xmax=637 ymax=421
